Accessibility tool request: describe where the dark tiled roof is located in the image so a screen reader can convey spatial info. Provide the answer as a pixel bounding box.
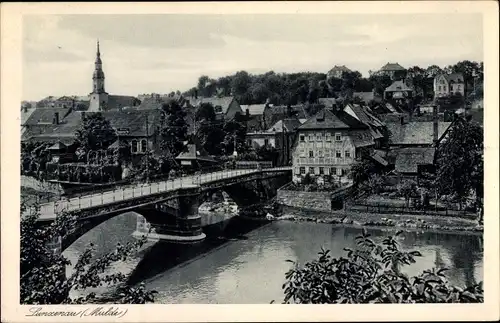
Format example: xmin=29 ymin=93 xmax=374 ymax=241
xmin=20 ymin=108 xmax=36 ymax=126
xmin=265 ymin=105 xmax=308 ymax=127
xmin=384 ymin=80 xmax=413 ymax=93
xmin=267 ymin=118 xmax=302 ymax=133
xmin=380 ymin=62 xmax=406 ymax=71
xmin=318 ymin=97 xmax=341 ymax=107
xmin=24 ymin=108 xmax=72 ymax=126
xmin=108 ymin=95 xmax=141 ymax=110
xmin=240 ymin=104 xmax=267 ymax=116
xmin=443 ymin=73 xmax=464 ymax=84
xmin=327 ymin=65 xmax=351 ymax=76
xmin=299 ymin=108 xmax=367 ymax=131
xmin=184 ymin=96 xmax=236 ymax=115
xmin=386 ymin=121 xmax=452 ymax=146
xmin=393 ymin=147 xmax=436 ymax=173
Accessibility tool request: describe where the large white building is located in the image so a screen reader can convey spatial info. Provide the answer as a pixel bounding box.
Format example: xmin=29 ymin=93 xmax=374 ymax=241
xmin=433 ymin=73 xmax=465 ymax=99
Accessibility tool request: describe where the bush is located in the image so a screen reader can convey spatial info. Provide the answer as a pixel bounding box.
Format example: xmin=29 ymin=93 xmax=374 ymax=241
xmin=282 ymin=230 xmax=483 ymax=304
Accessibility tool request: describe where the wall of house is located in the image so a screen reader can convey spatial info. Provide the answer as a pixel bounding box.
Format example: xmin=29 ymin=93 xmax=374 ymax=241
xmin=225 ymin=100 xmax=243 ymax=120
xmin=248 ymin=135 xmax=276 ymax=149
xmin=291 ymin=129 xmax=357 ymax=181
xmin=434 ymin=75 xmax=465 ymax=99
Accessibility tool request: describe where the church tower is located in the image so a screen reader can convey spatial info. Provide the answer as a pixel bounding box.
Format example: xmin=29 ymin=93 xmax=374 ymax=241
xmin=89 ymin=40 xmax=109 ymax=112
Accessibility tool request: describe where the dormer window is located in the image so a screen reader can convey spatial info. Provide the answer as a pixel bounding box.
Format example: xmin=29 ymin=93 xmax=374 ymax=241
xmin=335 ymin=133 xmax=342 ymax=141
xmin=215 ymin=106 xmax=223 ymax=113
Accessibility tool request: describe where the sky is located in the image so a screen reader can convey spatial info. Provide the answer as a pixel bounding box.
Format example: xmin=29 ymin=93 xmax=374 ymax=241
xmin=22 ymin=14 xmax=483 ymax=101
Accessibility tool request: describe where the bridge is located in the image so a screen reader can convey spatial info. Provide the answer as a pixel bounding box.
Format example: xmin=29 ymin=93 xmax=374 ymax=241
xmin=24 ymin=167 xmax=292 ymax=250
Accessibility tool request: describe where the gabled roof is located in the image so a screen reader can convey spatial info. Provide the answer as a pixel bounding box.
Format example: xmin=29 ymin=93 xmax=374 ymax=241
xmin=299 ymin=108 xmax=368 ymax=131
xmin=351 ymin=130 xmax=376 ymax=148
xmin=386 ymin=121 xmax=452 ymax=146
xmin=384 ymin=80 xmax=413 ymax=93
xmin=380 ymin=62 xmax=406 ymax=71
xmin=393 ymin=147 xmax=436 ymax=173
xmin=108 ymin=95 xmax=141 ymax=110
xmin=184 ymin=96 xmax=236 ymax=115
xmin=240 ymin=104 xmax=267 ymax=116
xmin=267 ymin=118 xmax=302 ymax=133
xmin=176 ymin=136 xmax=216 ymax=163
xmin=48 ymin=141 xmax=67 ymax=150
xmin=443 ymin=73 xmax=464 ymax=84
xmin=20 ymin=108 xmax=36 ymax=126
xmin=24 ymin=107 xmax=72 ymax=126
xmin=327 ymin=65 xmax=351 ymax=75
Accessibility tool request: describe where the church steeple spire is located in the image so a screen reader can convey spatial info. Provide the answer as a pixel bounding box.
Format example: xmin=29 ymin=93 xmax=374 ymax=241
xmin=89 ymin=40 xmax=108 ymax=112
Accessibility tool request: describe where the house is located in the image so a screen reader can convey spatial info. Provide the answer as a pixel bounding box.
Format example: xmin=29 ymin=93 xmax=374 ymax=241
xmin=433 ymin=73 xmax=465 ymax=99
xmin=263 ymin=104 xmax=309 ymax=129
xmin=389 ymin=147 xmax=437 ymax=180
xmin=240 ymin=103 xmax=268 ymax=131
xmin=327 ymin=65 xmax=352 ymax=79
xmin=343 ymin=103 xmax=388 ymax=148
xmin=22 ymin=107 xmax=74 ymax=143
xmin=384 ymin=80 xmax=414 ymax=100
xmin=176 ymin=135 xmax=217 ymax=170
xmin=377 ymin=62 xmax=407 ymax=80
xmin=246 ymin=118 xmax=302 ymax=166
xmin=183 ymin=96 xmax=242 ymax=121
xmin=291 ymin=108 xmax=376 ymax=183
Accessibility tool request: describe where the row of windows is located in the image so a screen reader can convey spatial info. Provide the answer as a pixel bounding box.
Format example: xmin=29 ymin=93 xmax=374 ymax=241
xmin=131 ymin=139 xmax=148 ymax=153
xmin=437 ymin=85 xmax=462 ymax=91
xmin=299 ymin=133 xmax=342 ymax=142
xmin=298 ymin=166 xmax=347 ymax=176
xmin=300 ymin=149 xmax=351 ymax=158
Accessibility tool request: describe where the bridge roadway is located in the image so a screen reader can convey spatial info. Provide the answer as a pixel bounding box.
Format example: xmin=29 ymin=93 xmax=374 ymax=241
xmin=24 ymin=167 xmax=292 ymax=221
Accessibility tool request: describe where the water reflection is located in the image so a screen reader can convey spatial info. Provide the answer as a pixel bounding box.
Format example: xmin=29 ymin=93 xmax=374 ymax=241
xmin=64 ymin=213 xmax=483 ymax=304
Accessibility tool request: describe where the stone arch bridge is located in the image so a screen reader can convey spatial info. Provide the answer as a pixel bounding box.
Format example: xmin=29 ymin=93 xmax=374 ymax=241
xmin=25 ymin=168 xmax=292 ymax=252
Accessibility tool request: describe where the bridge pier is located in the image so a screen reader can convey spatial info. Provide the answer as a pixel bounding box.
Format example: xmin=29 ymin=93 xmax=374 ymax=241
xmin=134 ymin=191 xmax=206 ymax=243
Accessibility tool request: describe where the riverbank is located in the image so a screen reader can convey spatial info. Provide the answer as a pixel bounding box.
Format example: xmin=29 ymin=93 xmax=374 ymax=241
xmin=275 ymin=206 xmax=483 ymax=234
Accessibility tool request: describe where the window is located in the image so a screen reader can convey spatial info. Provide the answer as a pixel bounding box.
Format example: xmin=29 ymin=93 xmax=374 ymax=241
xmin=309 ymin=151 xmax=314 ymax=158
xmin=318 ymin=150 xmax=323 ymax=157
xmin=308 ymin=134 xmax=314 ymax=141
xmin=300 ymin=135 xmax=305 ymax=142
xmin=345 ymin=150 xmax=351 ymax=158
xmin=316 ymin=133 xmax=322 ymax=141
xmin=141 ymin=139 xmax=148 ymax=153
xmin=438 ymin=86 xmax=442 ymax=91
xmin=215 ymin=106 xmax=223 ymax=113
xmin=325 ymin=150 xmax=330 ymax=157
xmin=330 ymin=167 xmax=336 ymax=175
xmin=336 ymin=150 xmax=342 ymax=158
xmin=300 ymin=167 xmax=306 ymax=174
xmin=325 ymin=133 xmax=331 ymax=142
xmin=458 ymin=85 xmax=462 ymax=91
xmin=309 ymin=167 xmax=315 ymax=174
xmin=342 ymin=168 xmax=347 ymax=176
xmin=264 ymin=139 xmax=269 ymax=146
xmin=443 ymin=86 xmax=447 ymax=92
xmin=131 ymin=140 xmax=138 ymax=153
xmin=299 ymin=149 xmax=306 ymax=157
xmin=337 ymin=168 xmax=343 ymax=176
xmin=335 ymin=133 xmax=342 ymax=141
xmin=319 ymin=167 xmax=324 ymax=175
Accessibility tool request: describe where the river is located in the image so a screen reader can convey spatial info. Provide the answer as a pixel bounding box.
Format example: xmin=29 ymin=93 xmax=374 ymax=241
xmin=64 ymin=211 xmax=483 ymax=304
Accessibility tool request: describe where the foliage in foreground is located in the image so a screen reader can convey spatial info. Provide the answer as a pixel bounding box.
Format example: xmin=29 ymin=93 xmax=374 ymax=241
xmin=282 ymin=230 xmax=483 ymax=304
xmin=20 ymin=200 xmax=157 ymax=304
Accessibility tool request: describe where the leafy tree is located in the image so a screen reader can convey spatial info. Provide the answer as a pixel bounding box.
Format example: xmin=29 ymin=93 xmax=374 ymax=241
xmin=222 ymin=119 xmax=247 ymax=155
xmin=159 ymin=100 xmax=188 ymax=158
xmin=75 ymin=113 xmax=117 ymax=154
xmin=282 ymin=230 xmax=483 ymax=304
xmin=369 ymin=74 xmax=392 ymax=97
xmin=20 ymin=200 xmax=157 ymax=304
xmin=350 ymin=158 xmax=381 ymax=191
xmin=397 ymin=179 xmax=418 ymax=208
xmin=195 ymin=103 xmax=216 ymax=122
xmin=435 ymin=117 xmax=483 ymax=210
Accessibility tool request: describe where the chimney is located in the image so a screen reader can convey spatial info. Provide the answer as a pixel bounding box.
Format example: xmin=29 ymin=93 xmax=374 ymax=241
xmin=52 ymin=112 xmax=59 ymax=125
xmin=400 ymin=115 xmax=405 ymax=125
xmin=246 ymin=108 xmax=250 ymax=117
xmin=433 ymin=104 xmax=439 ymax=144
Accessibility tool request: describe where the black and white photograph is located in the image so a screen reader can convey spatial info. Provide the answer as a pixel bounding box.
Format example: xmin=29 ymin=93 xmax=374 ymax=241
xmin=1 ymin=1 xmax=499 ymax=322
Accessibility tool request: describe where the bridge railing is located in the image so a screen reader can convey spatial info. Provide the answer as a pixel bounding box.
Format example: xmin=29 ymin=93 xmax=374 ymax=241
xmin=24 ymin=167 xmax=290 ymax=218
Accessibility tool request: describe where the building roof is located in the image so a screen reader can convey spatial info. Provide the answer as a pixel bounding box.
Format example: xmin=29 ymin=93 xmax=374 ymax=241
xmin=267 ymin=118 xmax=302 ymax=133
xmin=184 ymin=96 xmax=236 ymax=115
xmin=393 ymin=147 xmax=436 ymax=173
xmin=443 ymin=73 xmax=465 ymax=84
xmin=264 ymin=105 xmax=308 ymax=127
xmin=23 ymin=107 xmax=72 ymax=126
xmin=20 ymin=108 xmax=36 ymax=126
xmin=386 ymin=121 xmax=452 ymax=146
xmin=318 ymin=97 xmax=342 ymax=107
xmin=108 ymin=95 xmax=141 ymax=110
xmin=240 ymin=104 xmax=267 ymax=116
xmin=299 ymin=108 xmax=368 ymax=131
xmin=380 ymin=62 xmax=406 ymax=71
xmin=350 ymin=131 xmax=376 ymax=148
xmin=48 ymin=141 xmax=67 ymax=150
xmin=352 ymin=92 xmax=376 ymax=104
xmin=327 ymin=65 xmax=352 ymax=76
xmin=384 ymin=80 xmax=414 ymax=93
xmin=176 ymin=136 xmax=216 ymax=163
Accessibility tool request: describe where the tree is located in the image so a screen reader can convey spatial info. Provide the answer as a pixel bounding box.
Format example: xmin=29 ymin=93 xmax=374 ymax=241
xmin=195 ymin=103 xmax=216 ymax=122
xmin=75 ymin=113 xmax=117 ymax=154
xmin=350 ymin=158 xmax=381 ymax=192
xmin=282 ymin=230 xmax=483 ymax=304
xmin=159 ymin=100 xmax=188 ymax=158
xmin=369 ymin=74 xmax=392 ymax=97
xmin=397 ymin=179 xmax=418 ymax=208
xmin=20 ymin=200 xmax=157 ymax=304
xmin=435 ymin=118 xmax=483 ymax=210
xmin=222 ymin=119 xmax=248 ymax=155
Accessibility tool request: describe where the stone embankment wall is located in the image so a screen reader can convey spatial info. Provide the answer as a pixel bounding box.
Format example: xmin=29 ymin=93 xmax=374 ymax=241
xmin=276 ymin=186 xmax=332 ymax=211
xmin=21 ymin=175 xmax=63 ymax=194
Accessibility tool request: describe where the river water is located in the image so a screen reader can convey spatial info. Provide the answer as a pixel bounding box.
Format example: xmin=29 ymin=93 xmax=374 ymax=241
xmin=64 ymin=211 xmax=483 ymax=304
